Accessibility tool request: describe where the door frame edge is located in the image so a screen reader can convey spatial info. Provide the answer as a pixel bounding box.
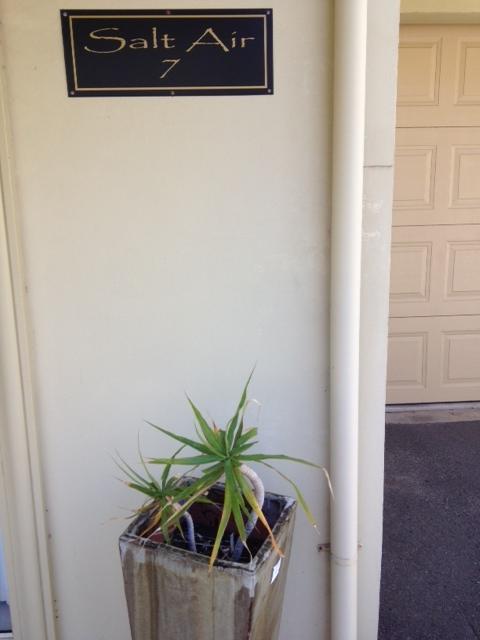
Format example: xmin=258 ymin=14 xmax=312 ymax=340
xmin=0 ymin=32 xmax=57 ymax=640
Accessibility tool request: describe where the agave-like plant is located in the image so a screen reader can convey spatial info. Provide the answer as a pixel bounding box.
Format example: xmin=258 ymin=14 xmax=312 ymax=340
xmin=145 ymin=373 xmax=330 ymax=569
xmin=116 ymin=445 xmax=199 ymax=553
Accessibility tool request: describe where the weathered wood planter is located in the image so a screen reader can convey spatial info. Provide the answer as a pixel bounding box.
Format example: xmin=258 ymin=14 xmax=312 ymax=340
xmin=119 ymin=485 xmax=297 ymax=640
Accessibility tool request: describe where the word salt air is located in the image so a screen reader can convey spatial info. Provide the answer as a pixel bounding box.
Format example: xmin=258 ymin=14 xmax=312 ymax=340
xmin=84 ymin=27 xmax=256 ymax=54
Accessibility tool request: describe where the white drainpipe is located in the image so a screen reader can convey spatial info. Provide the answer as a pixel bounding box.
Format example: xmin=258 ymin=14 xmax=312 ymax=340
xmin=330 ymin=0 xmax=368 ymax=639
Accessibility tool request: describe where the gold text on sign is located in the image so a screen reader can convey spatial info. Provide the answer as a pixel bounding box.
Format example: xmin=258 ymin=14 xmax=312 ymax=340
xmin=84 ymin=27 xmax=256 ymax=54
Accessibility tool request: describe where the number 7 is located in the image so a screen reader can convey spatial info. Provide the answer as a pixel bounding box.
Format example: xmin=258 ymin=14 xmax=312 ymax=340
xmin=160 ymin=59 xmax=181 ymax=79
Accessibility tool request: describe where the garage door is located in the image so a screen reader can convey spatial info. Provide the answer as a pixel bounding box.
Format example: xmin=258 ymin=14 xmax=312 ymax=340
xmin=387 ymin=25 xmax=480 ymax=403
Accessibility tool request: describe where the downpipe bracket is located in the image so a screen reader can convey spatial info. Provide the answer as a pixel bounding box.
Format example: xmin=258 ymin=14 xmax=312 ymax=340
xmin=317 ymin=542 xmax=363 ymax=552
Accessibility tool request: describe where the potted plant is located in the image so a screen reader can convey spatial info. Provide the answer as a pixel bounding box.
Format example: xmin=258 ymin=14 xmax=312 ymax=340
xmin=118 ymin=374 xmax=329 ymax=640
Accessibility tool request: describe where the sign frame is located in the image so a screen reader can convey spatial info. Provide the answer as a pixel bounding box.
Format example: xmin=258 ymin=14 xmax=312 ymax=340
xmin=61 ymin=9 xmax=274 ymax=97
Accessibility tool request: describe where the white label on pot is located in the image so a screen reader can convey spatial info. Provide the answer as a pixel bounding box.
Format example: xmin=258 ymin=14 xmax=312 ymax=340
xmin=271 ymin=559 xmax=282 ymax=584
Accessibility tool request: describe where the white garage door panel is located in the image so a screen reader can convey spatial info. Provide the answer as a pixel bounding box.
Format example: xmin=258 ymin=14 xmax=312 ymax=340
xmin=388 ymin=24 xmax=480 ymax=404
xmin=397 ymin=26 xmax=480 ymax=127
xmin=393 ymin=128 xmax=480 ymax=226
xmin=397 ymin=37 xmax=441 ymax=108
xmin=390 ymin=225 xmax=480 ymax=317
xmin=387 ymin=331 xmax=428 ymax=391
xmin=388 ymin=316 xmax=480 ymax=403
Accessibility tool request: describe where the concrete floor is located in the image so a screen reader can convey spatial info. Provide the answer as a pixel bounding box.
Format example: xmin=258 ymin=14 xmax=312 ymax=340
xmin=379 ymin=419 xmax=480 ymax=639
xmin=386 ymin=404 xmax=480 ymax=425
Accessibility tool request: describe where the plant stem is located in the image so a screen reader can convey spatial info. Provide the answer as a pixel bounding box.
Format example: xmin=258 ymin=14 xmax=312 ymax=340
xmin=151 ymin=504 xmax=197 ymax=553
xmin=231 ymin=464 xmax=265 ymax=561
xmin=173 ymin=502 xmax=197 ymax=554
xmin=181 ymin=511 xmax=197 ymax=553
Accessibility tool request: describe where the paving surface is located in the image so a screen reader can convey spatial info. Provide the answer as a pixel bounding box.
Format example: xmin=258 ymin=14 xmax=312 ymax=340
xmin=379 ymin=421 xmax=480 ymax=640
xmin=386 ymin=406 xmax=480 ymax=425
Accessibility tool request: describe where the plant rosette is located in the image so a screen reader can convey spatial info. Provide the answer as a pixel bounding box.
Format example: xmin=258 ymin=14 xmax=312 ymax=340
xmin=118 ymin=372 xmax=329 ymax=568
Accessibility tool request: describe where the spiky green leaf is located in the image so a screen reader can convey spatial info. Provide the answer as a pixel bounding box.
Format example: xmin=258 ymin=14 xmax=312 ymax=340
xmin=161 ymin=445 xmax=185 ymax=488
xmin=209 ymin=480 xmax=232 ymax=570
xmin=224 ymin=460 xmax=246 ymax=543
xmin=233 ymin=428 xmax=258 ymax=451
xmin=234 ymin=466 xmax=283 ymax=557
xmin=146 ymin=421 xmax=213 ymax=455
xmin=150 ymin=454 xmax=221 ymax=466
xmin=226 ymin=369 xmax=254 ymax=452
xmin=238 ymin=453 xmax=322 ymax=468
xmin=187 ymin=397 xmax=224 ymax=454
xmin=257 ymin=460 xmax=318 ymax=527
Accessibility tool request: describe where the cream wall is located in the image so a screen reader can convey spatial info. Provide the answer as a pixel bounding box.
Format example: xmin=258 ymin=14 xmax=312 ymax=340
xmin=0 ymin=1 xmax=332 ymax=639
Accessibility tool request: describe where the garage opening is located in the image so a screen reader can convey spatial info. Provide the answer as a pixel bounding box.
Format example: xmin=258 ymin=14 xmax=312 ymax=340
xmin=387 ymin=23 xmax=480 ymax=404
xmin=380 ymin=16 xmax=480 ymax=639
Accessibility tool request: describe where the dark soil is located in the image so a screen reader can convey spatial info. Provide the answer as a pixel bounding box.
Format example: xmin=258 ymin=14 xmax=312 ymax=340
xmin=139 ymin=484 xmax=287 ymax=565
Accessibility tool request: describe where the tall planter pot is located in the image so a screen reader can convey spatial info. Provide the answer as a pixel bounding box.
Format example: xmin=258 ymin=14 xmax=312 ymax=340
xmin=119 ymin=485 xmax=297 ymax=640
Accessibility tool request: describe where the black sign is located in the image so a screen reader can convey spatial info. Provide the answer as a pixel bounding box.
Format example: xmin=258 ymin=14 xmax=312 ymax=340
xmin=61 ymin=9 xmax=273 ymax=97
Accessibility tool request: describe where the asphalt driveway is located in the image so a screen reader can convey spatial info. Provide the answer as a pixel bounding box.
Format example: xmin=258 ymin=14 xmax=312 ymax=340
xmin=379 ymin=420 xmax=480 ymax=640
